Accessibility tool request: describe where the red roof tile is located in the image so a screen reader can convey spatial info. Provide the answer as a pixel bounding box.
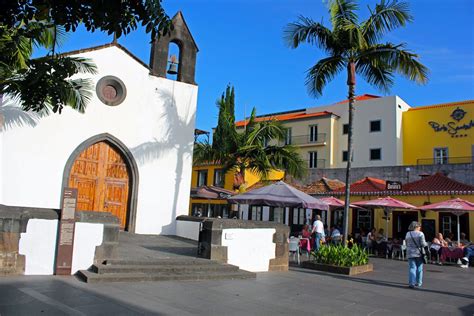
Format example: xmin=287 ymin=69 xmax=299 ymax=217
xmin=235 ymin=111 xmax=333 ymax=127
xmin=335 ymin=177 xmax=386 ymax=193
xmin=403 ymin=173 xmax=474 ymax=192
xmin=334 ymin=94 xmax=380 ymax=105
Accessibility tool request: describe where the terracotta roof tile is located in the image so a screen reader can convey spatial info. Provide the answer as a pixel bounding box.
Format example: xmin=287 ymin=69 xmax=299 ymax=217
xmin=403 ymin=173 xmax=474 ymax=192
xmin=235 ymin=111 xmax=333 ymax=127
xmin=335 ymin=177 xmax=386 ymax=193
xmin=303 ymin=177 xmax=345 ymax=194
xmin=334 ymin=94 xmax=380 ymax=105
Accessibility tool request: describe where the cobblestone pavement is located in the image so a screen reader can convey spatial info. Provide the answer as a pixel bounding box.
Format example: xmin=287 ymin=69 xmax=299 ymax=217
xmin=0 ymin=256 xmax=473 ymax=315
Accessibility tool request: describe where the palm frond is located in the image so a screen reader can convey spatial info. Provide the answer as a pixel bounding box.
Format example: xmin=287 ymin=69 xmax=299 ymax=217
xmin=284 ymin=16 xmax=337 ymax=53
xmin=64 ymin=78 xmax=94 ymax=113
xmin=356 ymin=57 xmax=394 ymax=92
xmin=329 ymin=0 xmax=359 ymax=30
xmin=358 ymin=43 xmax=429 ymax=84
xmin=246 ymin=119 xmax=285 ymax=146
xmin=264 ymin=145 xmax=307 ymax=179
xmin=306 ymin=56 xmax=345 ymax=97
xmin=362 ymin=0 xmax=412 ymax=45
xmin=66 ymin=57 xmax=98 ymax=75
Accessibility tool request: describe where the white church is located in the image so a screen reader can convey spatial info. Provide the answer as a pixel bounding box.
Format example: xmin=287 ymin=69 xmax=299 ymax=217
xmin=0 ymin=12 xmax=198 ymax=235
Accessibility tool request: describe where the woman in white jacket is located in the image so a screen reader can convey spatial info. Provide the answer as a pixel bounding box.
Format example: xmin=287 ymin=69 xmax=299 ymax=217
xmin=405 ymin=221 xmax=428 ymax=289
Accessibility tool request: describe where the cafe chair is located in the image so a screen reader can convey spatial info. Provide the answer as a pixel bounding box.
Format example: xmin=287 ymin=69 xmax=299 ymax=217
xmin=289 ymin=236 xmax=300 ymax=265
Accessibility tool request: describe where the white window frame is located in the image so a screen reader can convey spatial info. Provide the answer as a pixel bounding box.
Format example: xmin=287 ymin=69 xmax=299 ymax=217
xmin=309 ymin=151 xmax=318 ymax=169
xmin=213 ymin=169 xmax=224 ymax=187
xmin=309 ymin=125 xmax=318 ymax=143
xmin=434 ymin=147 xmax=448 ymax=164
xmin=197 ymin=170 xmax=208 ymax=186
xmin=285 ymin=128 xmax=292 ymax=145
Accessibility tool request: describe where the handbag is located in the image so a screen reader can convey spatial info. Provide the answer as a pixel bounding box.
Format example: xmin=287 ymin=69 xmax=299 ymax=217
xmin=410 ymin=232 xmax=428 ymax=264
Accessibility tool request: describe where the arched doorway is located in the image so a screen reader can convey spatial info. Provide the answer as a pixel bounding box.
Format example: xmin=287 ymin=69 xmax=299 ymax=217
xmin=63 ymin=134 xmax=139 ymax=231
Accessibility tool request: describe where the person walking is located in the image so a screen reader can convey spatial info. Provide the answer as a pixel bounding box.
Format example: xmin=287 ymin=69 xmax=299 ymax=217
xmin=405 ymin=221 xmax=428 ymax=289
xmin=311 ymin=215 xmax=325 ymax=252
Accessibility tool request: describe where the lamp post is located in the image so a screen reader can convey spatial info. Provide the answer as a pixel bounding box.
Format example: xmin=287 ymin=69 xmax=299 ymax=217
xmin=405 ymin=167 xmax=411 ymax=183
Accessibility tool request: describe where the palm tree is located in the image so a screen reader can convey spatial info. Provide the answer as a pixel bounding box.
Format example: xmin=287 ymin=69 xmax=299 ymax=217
xmin=193 ymin=86 xmax=306 ymax=189
xmin=0 ymin=22 xmax=97 ymax=115
xmin=285 ymin=0 xmax=428 ymax=244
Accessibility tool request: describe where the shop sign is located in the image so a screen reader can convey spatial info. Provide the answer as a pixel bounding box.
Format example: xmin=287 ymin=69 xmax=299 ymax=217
xmin=428 ymin=107 xmax=473 ymax=138
xmin=386 ymin=180 xmax=402 ymax=191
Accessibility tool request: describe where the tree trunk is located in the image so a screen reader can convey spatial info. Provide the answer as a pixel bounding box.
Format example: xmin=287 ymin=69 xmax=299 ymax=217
xmin=343 ymin=62 xmax=356 ymax=245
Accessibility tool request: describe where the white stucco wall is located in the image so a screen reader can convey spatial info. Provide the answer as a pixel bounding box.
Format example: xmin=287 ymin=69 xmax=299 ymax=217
xmin=19 ymin=219 xmax=58 ymax=275
xmin=221 ymin=228 xmax=276 ymax=272
xmin=0 ymin=46 xmax=198 ymax=235
xmin=307 ymin=95 xmax=410 ymax=167
xmin=176 ymin=220 xmax=201 ymax=241
xmin=71 ymin=222 xmax=104 ymax=274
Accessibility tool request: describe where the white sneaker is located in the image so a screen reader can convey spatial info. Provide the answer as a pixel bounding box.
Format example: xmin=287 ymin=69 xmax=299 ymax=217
xmin=460 ymin=264 xmax=469 ymax=268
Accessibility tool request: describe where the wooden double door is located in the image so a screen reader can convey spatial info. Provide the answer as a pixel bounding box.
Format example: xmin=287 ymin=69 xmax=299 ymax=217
xmin=68 ymin=141 xmax=130 ymax=229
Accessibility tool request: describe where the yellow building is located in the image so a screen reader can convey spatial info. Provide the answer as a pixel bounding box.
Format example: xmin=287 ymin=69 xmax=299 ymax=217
xmin=403 ymin=100 xmax=474 ymax=165
xmin=235 ymin=109 xmax=339 ymax=169
xmin=326 ymin=174 xmax=474 ymax=242
xmin=189 ymin=163 xmax=284 ymax=217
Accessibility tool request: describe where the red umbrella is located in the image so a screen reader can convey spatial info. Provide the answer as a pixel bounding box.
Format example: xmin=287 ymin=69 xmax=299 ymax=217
xmin=319 ymin=196 xmax=359 ymax=208
xmin=419 ymin=198 xmax=474 ymax=243
xmin=352 ymin=196 xmax=417 ymax=209
xmin=352 ymin=197 xmax=417 ymax=237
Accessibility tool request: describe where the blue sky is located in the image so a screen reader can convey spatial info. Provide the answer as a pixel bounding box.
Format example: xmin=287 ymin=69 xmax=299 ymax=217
xmin=56 ymin=0 xmax=474 ymax=133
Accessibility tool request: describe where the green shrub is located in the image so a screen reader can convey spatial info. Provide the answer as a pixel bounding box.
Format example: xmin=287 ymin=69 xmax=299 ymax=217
xmin=311 ymin=244 xmax=369 ymax=267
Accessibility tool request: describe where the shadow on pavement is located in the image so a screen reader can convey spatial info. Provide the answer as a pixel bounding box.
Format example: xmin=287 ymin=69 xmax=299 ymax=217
xmin=0 ymin=277 xmax=164 ymax=315
xmin=290 ymin=266 xmax=474 ymax=300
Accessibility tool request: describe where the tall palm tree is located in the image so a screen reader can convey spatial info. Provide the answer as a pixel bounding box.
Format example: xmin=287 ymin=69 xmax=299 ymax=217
xmin=193 ymin=86 xmax=306 ymax=189
xmin=285 ymin=0 xmax=428 ymax=243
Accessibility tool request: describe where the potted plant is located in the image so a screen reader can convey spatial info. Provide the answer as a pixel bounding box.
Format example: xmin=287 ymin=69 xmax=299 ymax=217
xmin=302 ymin=244 xmax=373 ymax=275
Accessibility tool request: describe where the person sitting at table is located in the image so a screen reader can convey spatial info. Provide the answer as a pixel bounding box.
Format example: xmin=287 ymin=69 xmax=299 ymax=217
xmin=430 ymin=233 xmax=447 ymax=264
xmin=299 ymin=224 xmax=312 ymax=252
xmin=460 ymin=244 xmax=474 ymax=268
xmin=375 ymin=228 xmax=388 ymax=257
xmin=460 ymin=233 xmax=471 ymax=246
xmin=445 ymin=232 xmax=455 ymax=246
xmin=330 ymin=226 xmax=342 ymax=245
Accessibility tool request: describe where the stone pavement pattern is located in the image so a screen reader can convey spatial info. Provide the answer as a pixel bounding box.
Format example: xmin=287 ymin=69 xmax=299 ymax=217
xmin=0 ymin=257 xmax=473 ymax=315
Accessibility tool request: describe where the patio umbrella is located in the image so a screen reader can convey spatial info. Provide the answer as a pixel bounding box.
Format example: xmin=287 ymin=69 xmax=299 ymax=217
xmin=419 ymin=198 xmax=474 ymax=244
xmin=352 ymin=197 xmax=417 ymax=237
xmin=190 ymin=186 xmax=235 ymax=217
xmin=228 ymin=181 xmax=329 ymax=210
xmin=319 ymin=196 xmax=360 ymax=228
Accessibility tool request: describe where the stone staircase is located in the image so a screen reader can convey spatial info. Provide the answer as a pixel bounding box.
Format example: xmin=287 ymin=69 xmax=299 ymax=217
xmin=77 ymin=257 xmax=256 ymax=283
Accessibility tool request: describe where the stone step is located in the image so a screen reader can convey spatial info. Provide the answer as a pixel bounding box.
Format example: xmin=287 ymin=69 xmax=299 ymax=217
xmin=92 ymin=263 xmax=240 ymax=274
xmin=76 ymin=269 xmax=256 ymax=283
xmin=103 ymin=258 xmax=219 ymax=266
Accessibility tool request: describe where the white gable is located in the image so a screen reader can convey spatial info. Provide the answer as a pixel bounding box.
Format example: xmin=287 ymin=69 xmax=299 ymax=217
xmin=0 ymin=45 xmax=198 ymax=235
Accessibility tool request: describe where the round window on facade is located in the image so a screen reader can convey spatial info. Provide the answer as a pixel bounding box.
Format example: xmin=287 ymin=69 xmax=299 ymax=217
xmin=96 ymin=76 xmax=127 ymax=106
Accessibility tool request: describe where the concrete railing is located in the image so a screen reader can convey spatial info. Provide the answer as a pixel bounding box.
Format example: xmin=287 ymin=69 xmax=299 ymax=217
xmin=0 ymin=204 xmax=119 ymax=276
xmin=176 ymin=216 xmax=289 ymax=272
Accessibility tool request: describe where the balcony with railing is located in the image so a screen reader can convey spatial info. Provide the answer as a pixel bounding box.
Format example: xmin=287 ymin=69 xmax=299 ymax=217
xmin=416 ymin=156 xmax=473 ymax=165
xmin=280 ymin=133 xmax=327 ymax=147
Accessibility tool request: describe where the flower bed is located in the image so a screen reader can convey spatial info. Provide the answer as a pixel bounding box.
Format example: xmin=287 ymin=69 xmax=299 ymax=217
xmin=301 ymin=244 xmax=373 ymax=275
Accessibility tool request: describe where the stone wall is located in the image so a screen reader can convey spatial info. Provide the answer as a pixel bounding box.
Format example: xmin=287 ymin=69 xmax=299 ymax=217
xmin=308 ymin=163 xmax=474 ymax=186
xmin=0 ymin=205 xmax=119 ymax=276
xmin=177 ymin=216 xmax=290 ymax=272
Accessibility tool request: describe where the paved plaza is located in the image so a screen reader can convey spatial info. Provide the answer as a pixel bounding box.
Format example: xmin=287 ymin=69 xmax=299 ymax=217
xmin=0 ymin=256 xmax=472 ymax=316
